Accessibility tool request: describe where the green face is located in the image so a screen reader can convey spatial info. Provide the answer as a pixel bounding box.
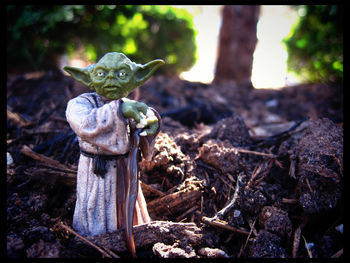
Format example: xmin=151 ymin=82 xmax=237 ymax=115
xmin=90 ymin=53 xmax=137 ymax=100
xmin=63 ymin=52 xmax=164 ymax=100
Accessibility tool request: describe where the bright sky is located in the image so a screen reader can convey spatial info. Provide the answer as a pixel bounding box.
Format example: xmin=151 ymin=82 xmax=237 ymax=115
xmin=178 ymin=5 xmax=300 ymax=89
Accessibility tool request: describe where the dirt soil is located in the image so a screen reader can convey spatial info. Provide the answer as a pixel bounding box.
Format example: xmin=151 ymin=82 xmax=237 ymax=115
xmin=6 ymin=71 xmax=343 ymax=258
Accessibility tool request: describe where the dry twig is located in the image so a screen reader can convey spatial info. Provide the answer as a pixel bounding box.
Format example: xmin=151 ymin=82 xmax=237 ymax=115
xmin=21 ymin=145 xmax=76 ymax=174
xmin=175 ymin=205 xmax=199 ymax=222
xmin=247 ymin=160 xmax=273 ymax=188
xmin=281 ymin=198 xmax=299 ymax=204
xmin=292 ymin=226 xmax=302 ymax=258
xmin=247 ymin=162 xmax=263 ymax=188
xmin=212 ymin=174 xmax=242 ymax=220
xmin=232 ymin=147 xmax=277 ymax=159
xmin=237 ymin=218 xmax=256 ymax=258
xmin=331 ymin=248 xmax=343 ymax=258
xmin=59 ymin=221 xmax=120 ymax=258
xmin=302 ymin=235 xmax=313 ymax=258
xmin=7 ymin=108 xmax=32 ymax=127
xmin=201 ymin=216 xmax=250 ymax=236
xmin=318 ymin=135 xmax=343 ymax=177
xmin=140 ymin=181 xmax=166 ymax=197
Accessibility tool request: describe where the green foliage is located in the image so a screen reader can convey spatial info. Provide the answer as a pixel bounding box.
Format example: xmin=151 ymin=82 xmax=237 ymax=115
xmin=283 ymin=5 xmax=343 ymax=83
xmin=7 ymin=5 xmax=197 ymax=75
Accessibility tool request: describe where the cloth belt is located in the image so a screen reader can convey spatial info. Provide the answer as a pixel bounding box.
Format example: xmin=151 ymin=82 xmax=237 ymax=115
xmin=80 ymin=150 xmax=128 ymax=178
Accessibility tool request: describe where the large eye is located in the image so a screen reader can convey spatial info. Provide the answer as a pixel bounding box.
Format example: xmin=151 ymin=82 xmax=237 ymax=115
xmin=118 ymin=71 xmax=127 ymax=79
xmin=97 ymin=71 xmax=105 ymax=77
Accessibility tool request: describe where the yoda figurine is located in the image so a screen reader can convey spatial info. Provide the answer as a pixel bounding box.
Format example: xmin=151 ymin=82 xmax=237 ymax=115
xmin=64 ymin=52 xmax=164 ymax=257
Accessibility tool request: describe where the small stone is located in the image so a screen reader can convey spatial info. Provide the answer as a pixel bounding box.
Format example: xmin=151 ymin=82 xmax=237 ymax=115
xmin=7 ymin=152 xmax=14 ymax=166
xmin=335 ymin=224 xmax=343 ymax=234
xmin=233 ymin=209 xmax=241 ymax=218
xmin=249 ymin=230 xmax=287 ymax=258
xmin=198 ymin=247 xmax=229 ymax=258
xmin=26 ymin=240 xmax=63 ymax=258
xmin=259 ymin=206 xmax=292 ymax=238
xmin=152 ymin=242 xmax=196 ymax=258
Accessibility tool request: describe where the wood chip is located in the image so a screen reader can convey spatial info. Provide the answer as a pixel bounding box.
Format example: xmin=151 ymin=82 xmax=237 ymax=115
xmin=147 ymin=185 xmax=201 ymax=218
xmin=140 ymin=181 xmax=166 ymax=197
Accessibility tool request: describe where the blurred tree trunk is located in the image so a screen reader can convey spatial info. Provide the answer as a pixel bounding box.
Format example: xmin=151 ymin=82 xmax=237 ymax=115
xmin=214 ymin=5 xmax=260 ymax=85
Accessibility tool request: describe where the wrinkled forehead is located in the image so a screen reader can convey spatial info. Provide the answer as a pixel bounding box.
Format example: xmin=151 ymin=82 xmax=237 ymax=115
xmin=96 ymin=52 xmax=134 ymax=69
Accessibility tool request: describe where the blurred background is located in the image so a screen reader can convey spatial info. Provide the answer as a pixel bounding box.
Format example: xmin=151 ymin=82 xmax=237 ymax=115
xmin=7 ymin=5 xmax=343 ymax=88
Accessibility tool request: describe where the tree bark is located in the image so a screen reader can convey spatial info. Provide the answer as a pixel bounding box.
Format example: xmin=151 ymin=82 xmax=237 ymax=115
xmin=214 ymin=5 xmax=260 ymax=85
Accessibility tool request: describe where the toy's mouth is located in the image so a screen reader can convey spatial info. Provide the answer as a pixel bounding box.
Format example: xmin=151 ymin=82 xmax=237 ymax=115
xmin=103 ymin=85 xmax=120 ymax=91
xmin=99 ymin=85 xmax=128 ymax=99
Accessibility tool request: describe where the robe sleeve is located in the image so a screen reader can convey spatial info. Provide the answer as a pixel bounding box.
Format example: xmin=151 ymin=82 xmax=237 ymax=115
xmin=66 ymin=94 xmax=129 ymax=154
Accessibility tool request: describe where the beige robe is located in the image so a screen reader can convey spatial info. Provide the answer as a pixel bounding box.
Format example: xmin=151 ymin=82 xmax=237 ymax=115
xmin=66 ymin=92 xmax=151 ymax=236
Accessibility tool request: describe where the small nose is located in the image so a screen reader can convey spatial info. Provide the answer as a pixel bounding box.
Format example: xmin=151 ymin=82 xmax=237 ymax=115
xmin=107 ymin=70 xmax=117 ymax=78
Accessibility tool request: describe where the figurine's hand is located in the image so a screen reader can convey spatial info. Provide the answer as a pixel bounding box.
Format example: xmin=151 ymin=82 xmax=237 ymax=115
xmin=121 ymin=100 xmax=148 ymax=123
xmin=121 ymin=100 xmax=159 ymax=136
xmin=139 ymin=113 xmax=159 ymax=136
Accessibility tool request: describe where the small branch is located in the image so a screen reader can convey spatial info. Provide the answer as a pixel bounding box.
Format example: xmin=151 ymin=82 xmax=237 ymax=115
xmin=292 ymin=226 xmax=302 ymax=258
xmin=281 ymin=198 xmax=299 ymax=204
xmin=204 ymin=174 xmax=242 ymax=223
xmin=318 ymin=135 xmax=343 ymax=177
xmin=23 ymin=168 xmax=76 ymax=186
xmin=217 ymin=174 xmax=235 ymax=191
xmin=331 ymin=248 xmax=343 ymax=258
xmin=247 ymin=162 xmax=264 ymax=188
xmin=7 ymin=108 xmax=32 ymax=127
xmin=247 ymin=160 xmax=273 ymax=188
xmin=237 ymin=218 xmax=256 ymax=258
xmin=214 ymin=174 xmax=242 ymax=220
xmin=289 ymin=155 xmax=297 ymax=179
xmin=305 ymin=177 xmax=314 ymax=193
xmin=232 ymin=147 xmax=277 ymax=159
xmin=59 ymin=221 xmax=119 ymax=258
xmin=175 ymin=205 xmax=199 ymax=222
xmin=21 ymin=145 xmax=76 ymax=174
xmin=201 ymin=216 xmax=250 ymax=236
xmin=302 ymin=235 xmax=313 ymax=258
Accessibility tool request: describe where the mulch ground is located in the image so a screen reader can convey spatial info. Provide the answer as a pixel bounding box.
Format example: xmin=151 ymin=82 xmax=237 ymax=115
xmin=7 ymin=70 xmax=343 ymax=258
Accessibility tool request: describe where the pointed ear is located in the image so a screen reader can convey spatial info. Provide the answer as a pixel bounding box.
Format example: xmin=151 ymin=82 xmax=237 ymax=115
xmin=63 ymin=65 xmax=94 ymax=87
xmin=135 ymin=59 xmax=165 ymax=85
